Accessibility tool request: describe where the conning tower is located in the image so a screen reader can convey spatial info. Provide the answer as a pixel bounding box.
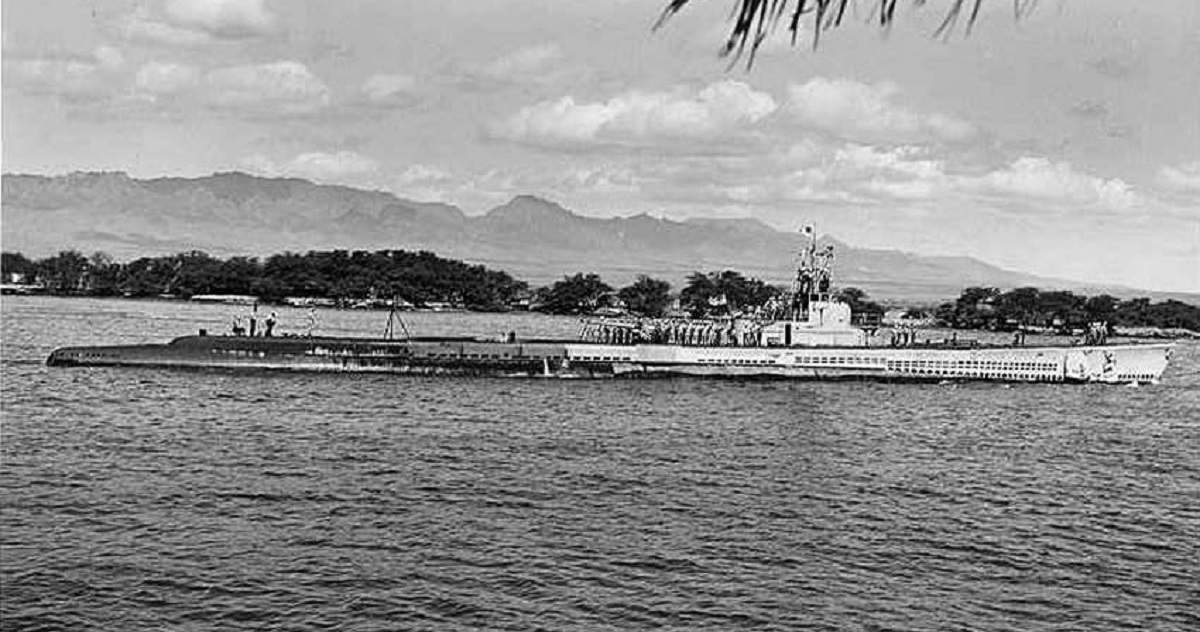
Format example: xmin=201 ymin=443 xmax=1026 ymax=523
xmin=760 ymin=225 xmax=865 ymax=347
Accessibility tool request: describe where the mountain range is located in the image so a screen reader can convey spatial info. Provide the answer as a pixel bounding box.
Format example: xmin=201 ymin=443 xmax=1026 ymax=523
xmin=2 ymin=171 xmax=1186 ymax=303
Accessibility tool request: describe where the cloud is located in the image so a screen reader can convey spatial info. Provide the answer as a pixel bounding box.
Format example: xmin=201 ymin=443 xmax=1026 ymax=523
xmin=120 ymin=10 xmax=214 ymax=46
xmin=452 ymin=44 xmax=566 ymax=90
xmin=3 ymin=47 xmax=125 ymax=99
xmin=481 ymin=166 xmax=644 ymax=199
xmin=93 ymin=46 xmax=125 ymax=69
xmin=1156 ymin=160 xmax=1200 ymax=193
xmin=136 ymin=61 xmax=200 ymax=95
xmin=11 ymin=55 xmax=328 ymax=117
xmin=971 ymin=157 xmax=1139 ymax=210
xmin=675 ymin=144 xmax=949 ymax=205
xmin=863 ymin=178 xmax=939 ymax=200
xmin=713 ymin=144 xmax=947 ymax=204
xmin=286 ymin=151 xmax=378 ymax=180
xmin=833 ymin=145 xmax=945 ymax=180
xmin=243 ymin=151 xmax=378 ymax=182
xmin=828 ymin=145 xmax=947 ymax=200
xmin=391 ymin=164 xmax=459 ymax=200
xmin=5 ymin=58 xmax=104 ymax=95
xmin=492 ymin=80 xmax=777 ymax=147
xmin=361 ymin=73 xmax=418 ymax=106
xmin=588 ymin=140 xmax=1148 ymax=216
xmin=655 ymin=143 xmax=949 ymax=205
xmin=556 ymin=167 xmax=644 ymax=196
xmin=410 ymin=164 xmax=651 ymax=211
xmin=204 ymin=61 xmax=329 ymax=114
xmin=787 ymin=77 xmax=975 ymax=143
xmin=163 ymin=0 xmax=275 ymax=38
xmin=1088 ymin=55 xmax=1136 ymax=80
xmin=397 ymin=164 xmax=454 ymax=186
xmin=481 ymin=44 xmax=561 ymax=81
xmin=1068 ymin=99 xmax=1109 ymax=120
xmin=118 ymin=0 xmax=275 ymax=46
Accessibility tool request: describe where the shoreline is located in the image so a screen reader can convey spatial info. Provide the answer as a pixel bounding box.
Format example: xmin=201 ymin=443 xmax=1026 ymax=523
xmin=4 ymin=292 xmax=1198 ymax=341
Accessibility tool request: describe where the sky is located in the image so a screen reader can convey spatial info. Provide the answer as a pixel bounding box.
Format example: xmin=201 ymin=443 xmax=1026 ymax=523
xmin=2 ymin=0 xmax=1199 ymax=292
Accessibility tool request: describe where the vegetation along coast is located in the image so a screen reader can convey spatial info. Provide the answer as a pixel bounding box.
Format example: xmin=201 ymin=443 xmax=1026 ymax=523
xmin=4 ymin=248 xmax=1198 ymax=339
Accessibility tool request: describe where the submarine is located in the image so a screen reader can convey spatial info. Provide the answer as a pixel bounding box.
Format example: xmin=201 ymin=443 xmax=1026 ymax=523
xmin=47 ymin=228 xmax=1173 ymax=384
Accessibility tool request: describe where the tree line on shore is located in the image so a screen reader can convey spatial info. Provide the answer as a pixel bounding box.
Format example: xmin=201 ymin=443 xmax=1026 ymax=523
xmin=1 ymin=249 xmax=527 ymax=311
xmin=0 ymin=249 xmax=878 ymax=319
xmin=533 ymin=270 xmax=854 ymax=319
xmin=933 ymin=286 xmax=1200 ymax=333
xmin=3 ymin=249 xmax=1198 ymax=332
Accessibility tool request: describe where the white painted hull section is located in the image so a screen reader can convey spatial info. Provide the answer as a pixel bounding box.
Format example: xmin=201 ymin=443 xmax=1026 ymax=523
xmin=563 ymin=342 xmax=1173 ymax=383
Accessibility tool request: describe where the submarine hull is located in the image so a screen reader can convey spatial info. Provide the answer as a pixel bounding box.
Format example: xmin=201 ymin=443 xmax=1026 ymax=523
xmin=47 ymin=334 xmax=1173 ymax=384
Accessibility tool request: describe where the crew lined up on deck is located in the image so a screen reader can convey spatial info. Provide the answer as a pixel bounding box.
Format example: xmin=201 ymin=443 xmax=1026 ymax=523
xmin=579 ymin=319 xmax=765 ymax=347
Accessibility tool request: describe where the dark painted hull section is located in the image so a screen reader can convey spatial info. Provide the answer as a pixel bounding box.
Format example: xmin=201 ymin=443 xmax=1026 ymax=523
xmin=47 ymin=335 xmax=615 ymax=377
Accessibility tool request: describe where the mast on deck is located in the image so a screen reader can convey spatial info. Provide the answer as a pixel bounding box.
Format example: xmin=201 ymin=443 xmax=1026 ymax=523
xmin=384 ymin=296 xmax=411 ymax=340
xmin=788 ymin=225 xmax=836 ymax=321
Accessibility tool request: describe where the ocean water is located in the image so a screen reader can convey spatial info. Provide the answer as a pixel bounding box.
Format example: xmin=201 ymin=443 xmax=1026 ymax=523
xmin=2 ymin=295 xmax=1198 ymax=631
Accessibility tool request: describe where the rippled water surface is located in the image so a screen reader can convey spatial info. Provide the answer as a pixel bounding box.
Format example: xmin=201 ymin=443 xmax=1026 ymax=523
xmin=3 ymin=296 xmax=1199 ymax=631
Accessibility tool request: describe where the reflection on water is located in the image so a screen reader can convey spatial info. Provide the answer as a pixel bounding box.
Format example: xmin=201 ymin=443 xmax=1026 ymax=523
xmin=2 ymin=296 xmax=1199 ymax=631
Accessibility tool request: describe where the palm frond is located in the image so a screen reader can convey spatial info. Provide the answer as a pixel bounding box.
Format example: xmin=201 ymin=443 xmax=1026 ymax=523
xmin=656 ymin=0 xmax=1038 ymax=68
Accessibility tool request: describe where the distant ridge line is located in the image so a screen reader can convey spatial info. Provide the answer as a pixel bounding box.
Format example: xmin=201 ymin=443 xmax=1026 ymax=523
xmin=3 ymin=171 xmax=1193 ymax=303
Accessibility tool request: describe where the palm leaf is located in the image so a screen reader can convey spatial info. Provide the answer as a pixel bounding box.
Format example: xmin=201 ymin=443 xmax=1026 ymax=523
xmin=656 ymin=0 xmax=1038 ymax=68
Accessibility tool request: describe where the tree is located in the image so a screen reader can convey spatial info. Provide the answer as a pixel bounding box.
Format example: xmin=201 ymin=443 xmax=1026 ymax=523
xmin=1038 ymin=290 xmax=1086 ymax=330
xmin=535 ymin=273 xmax=614 ymax=315
xmin=680 ymin=270 xmax=778 ymax=317
xmin=933 ymin=287 xmax=1200 ymax=334
xmin=86 ymin=251 xmax=122 ymax=296
xmin=1084 ymin=294 xmax=1120 ymax=325
xmin=992 ymin=286 xmax=1041 ymax=328
xmin=1115 ymin=297 xmax=1151 ymax=327
xmin=618 ymin=275 xmax=673 ymax=317
xmin=121 ymin=256 xmax=180 ymax=296
xmin=936 ymin=286 xmax=999 ymax=328
xmin=934 ymin=301 xmax=957 ymax=326
xmin=217 ymin=256 xmax=263 ymax=295
xmin=172 ymin=251 xmax=225 ymax=297
xmin=656 ymin=0 xmax=1035 ymax=68
xmin=835 ymin=286 xmax=883 ymax=317
xmin=679 ymin=272 xmax=717 ymax=317
xmin=1 ymin=252 xmax=37 ymax=280
xmin=37 ymin=250 xmax=89 ymax=293
xmin=264 ymin=252 xmax=326 ymax=297
xmin=1144 ymin=300 xmax=1200 ymax=331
